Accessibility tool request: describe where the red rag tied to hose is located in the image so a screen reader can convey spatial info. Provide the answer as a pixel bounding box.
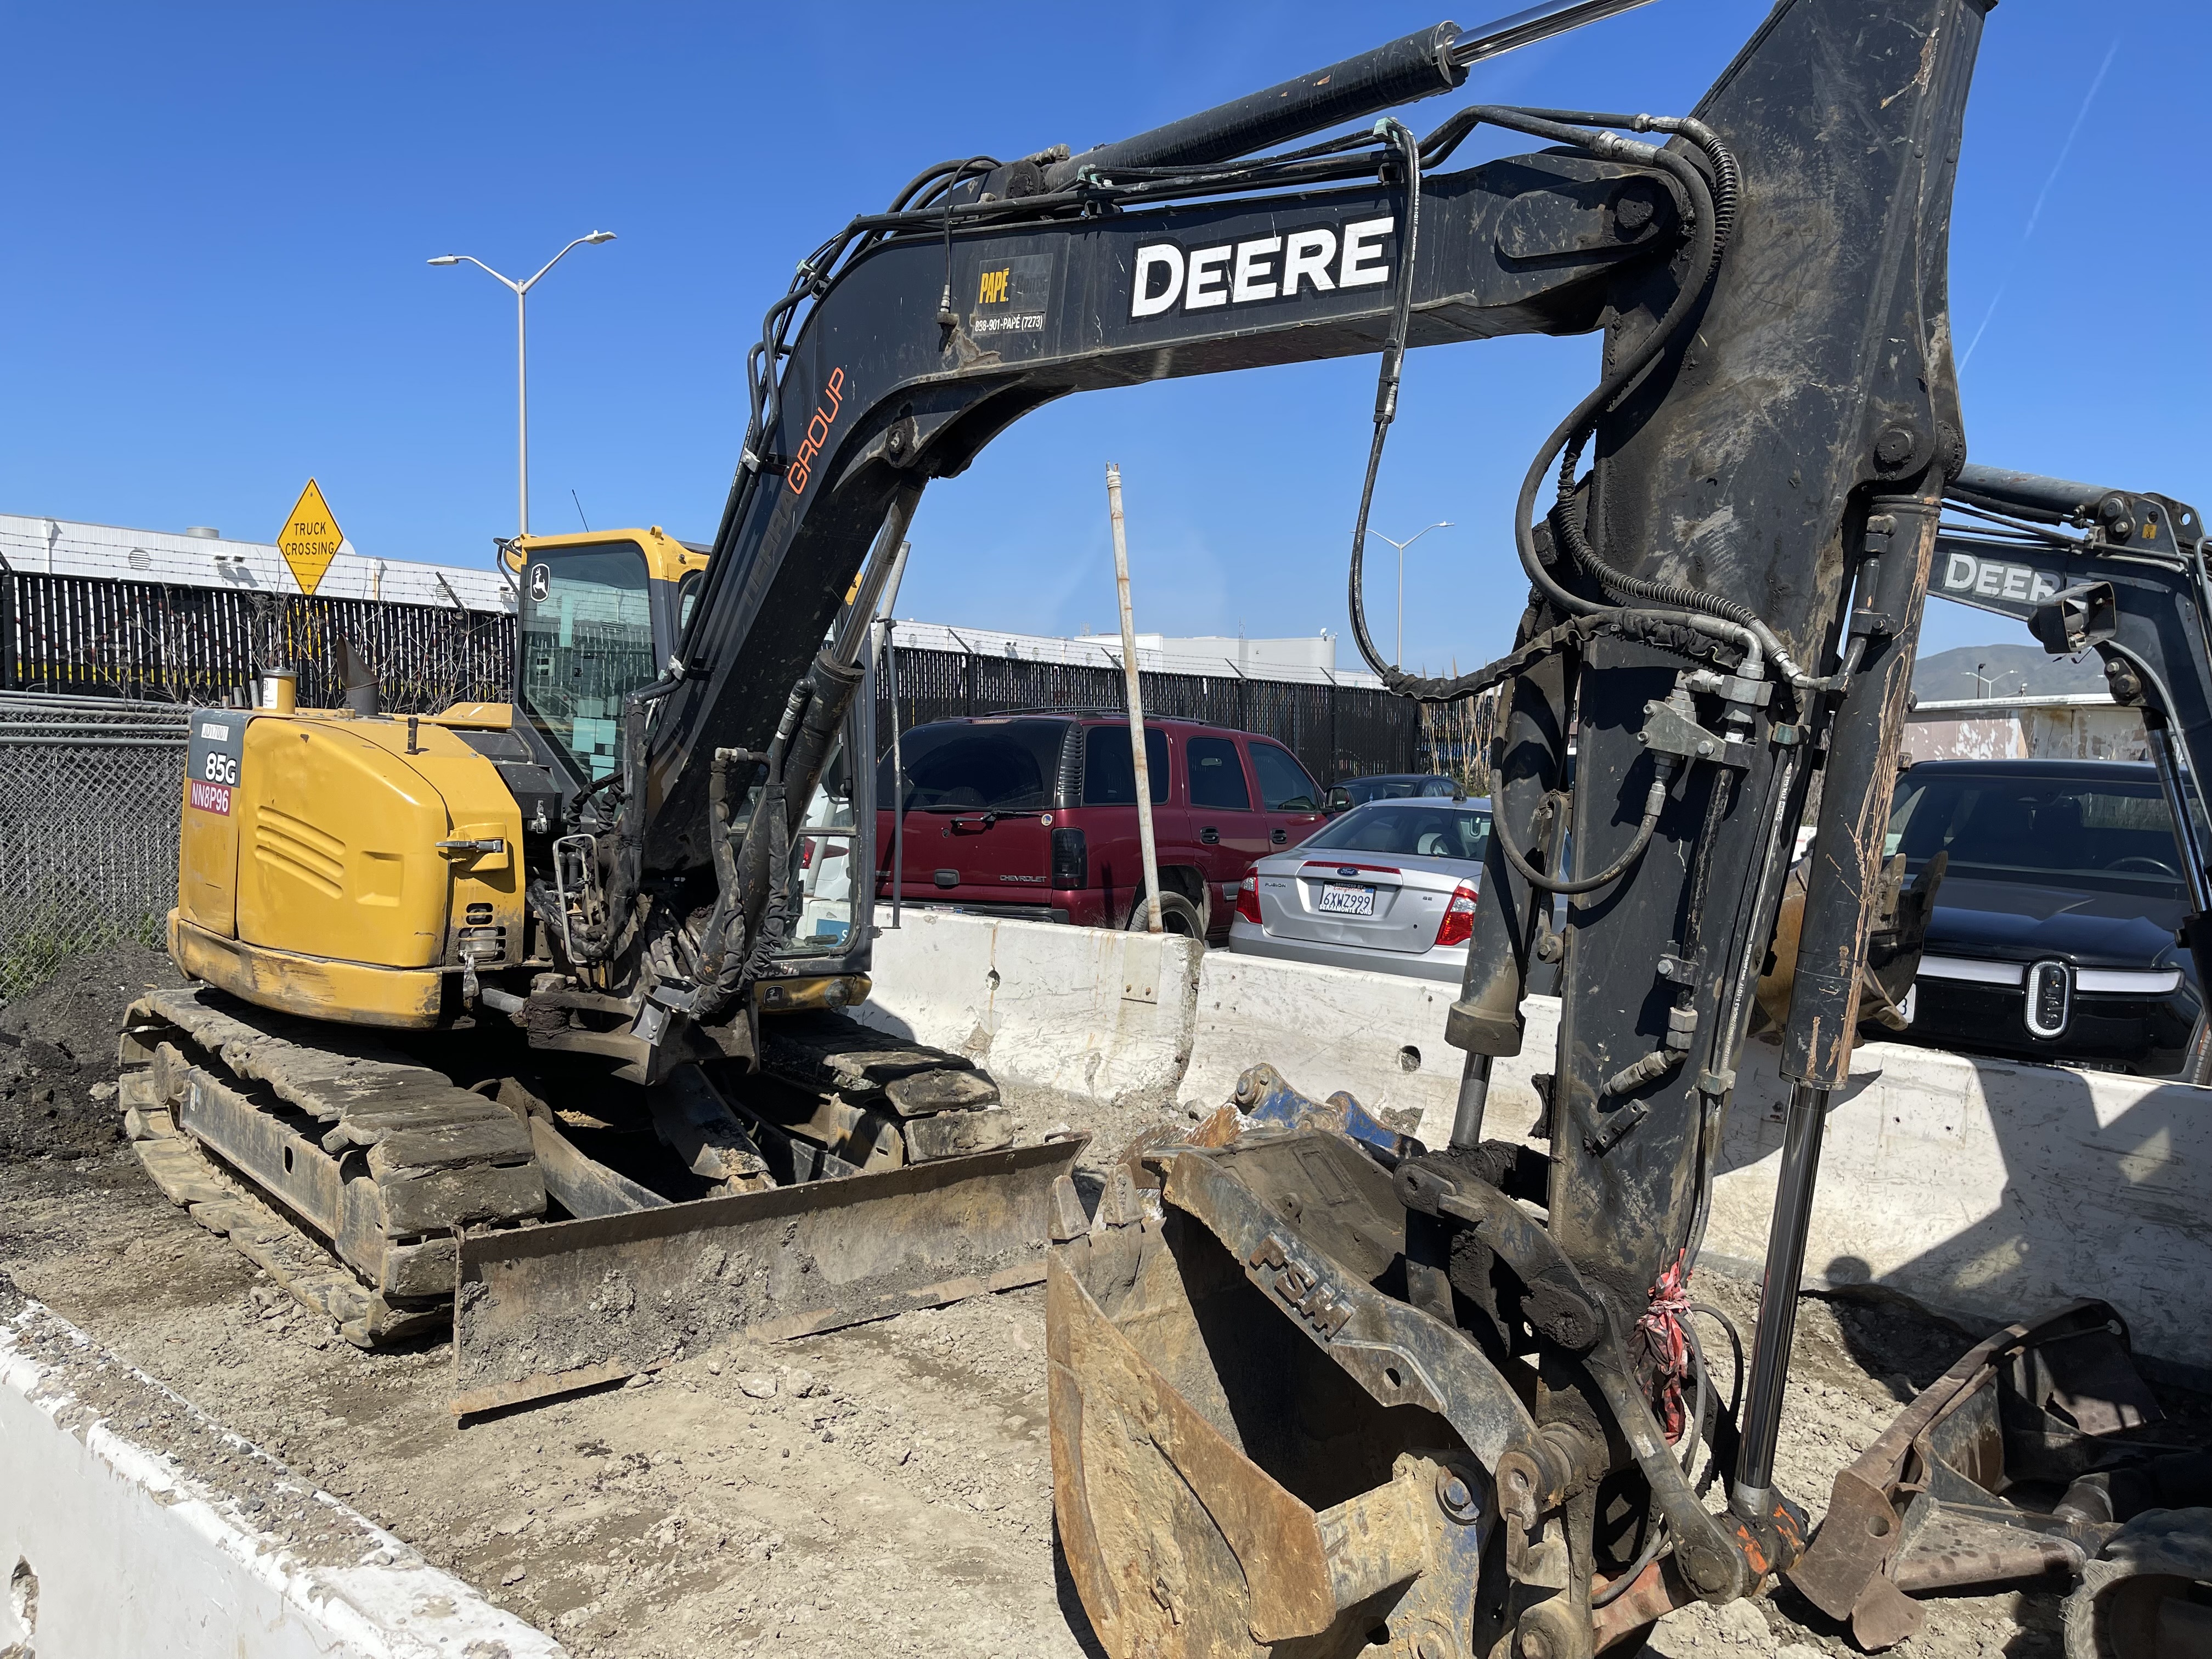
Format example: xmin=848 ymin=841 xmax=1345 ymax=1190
xmin=1637 ymin=1253 xmax=1693 ymax=1443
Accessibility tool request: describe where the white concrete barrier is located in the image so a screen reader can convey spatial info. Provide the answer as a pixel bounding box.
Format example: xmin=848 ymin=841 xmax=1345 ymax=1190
xmin=866 ymin=912 xmax=2208 ymax=1376
xmin=0 ymin=1293 xmax=565 ymax=1659
xmin=1180 ymin=952 xmax=1465 ymax=1125
xmin=1456 ymin=998 xmax=2212 ymax=1380
xmin=857 ymin=907 xmax=1201 ymax=1115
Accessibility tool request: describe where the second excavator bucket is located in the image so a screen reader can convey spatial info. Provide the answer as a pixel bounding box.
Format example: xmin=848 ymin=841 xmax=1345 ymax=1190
xmin=451 ymin=1134 xmax=1088 ymax=1414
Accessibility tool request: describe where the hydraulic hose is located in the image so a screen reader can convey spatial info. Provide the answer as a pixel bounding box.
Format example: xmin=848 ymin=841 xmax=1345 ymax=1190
xmin=1345 ymin=116 xmax=1427 ymax=684
xmin=1497 ymin=755 xmax=1678 ymax=895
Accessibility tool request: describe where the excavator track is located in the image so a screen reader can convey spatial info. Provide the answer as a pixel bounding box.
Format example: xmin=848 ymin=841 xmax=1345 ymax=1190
xmin=117 ymin=991 xmax=1042 ymax=1353
xmin=119 ymin=988 xmax=548 ymax=1347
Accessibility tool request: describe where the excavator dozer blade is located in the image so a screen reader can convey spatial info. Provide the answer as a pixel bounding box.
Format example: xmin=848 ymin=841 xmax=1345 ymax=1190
xmin=451 ymin=1135 xmax=1088 ymax=1415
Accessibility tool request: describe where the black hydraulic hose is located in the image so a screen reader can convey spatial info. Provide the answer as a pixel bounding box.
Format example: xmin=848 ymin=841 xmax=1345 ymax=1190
xmin=1508 ymin=109 xmax=1739 ymax=267
xmin=1689 ymin=1302 xmax=1746 ymax=1421
xmin=1508 ymin=139 xmax=1718 ymax=622
xmin=694 ymin=746 xmax=763 ymax=994
xmin=1592 ymin=1496 xmax=1671 ymax=1610
xmin=1345 ymin=117 xmax=1425 ymax=682
xmin=1497 ymin=755 xmax=1678 ymax=896
xmin=1344 ymin=104 xmax=1811 ymax=701
xmin=1678 ymin=1318 xmax=1711 ymax=1479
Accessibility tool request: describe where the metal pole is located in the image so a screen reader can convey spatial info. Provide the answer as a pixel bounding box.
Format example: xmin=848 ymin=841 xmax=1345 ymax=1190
xmin=885 ymin=617 xmax=905 ymax=929
xmin=1397 ymin=543 xmax=1404 ymax=667
xmin=516 ymin=286 xmax=528 ymax=538
xmin=1107 ymin=464 xmax=1163 ymax=933
xmin=875 ymin=539 xmax=913 ymax=930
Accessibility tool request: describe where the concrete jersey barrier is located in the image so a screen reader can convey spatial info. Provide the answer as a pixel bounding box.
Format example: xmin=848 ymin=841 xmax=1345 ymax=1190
xmin=0 ymin=1293 xmax=566 ymax=1659
xmin=856 ymin=906 xmax=1200 ymax=1115
xmin=1180 ymin=950 xmax=1465 ymax=1126
xmin=860 ymin=912 xmax=2207 ymax=1378
xmin=1441 ymin=997 xmax=2212 ymax=1382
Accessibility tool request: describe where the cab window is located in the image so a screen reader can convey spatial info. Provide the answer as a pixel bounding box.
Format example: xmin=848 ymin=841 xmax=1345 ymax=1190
xmin=519 ymin=542 xmax=655 ymax=781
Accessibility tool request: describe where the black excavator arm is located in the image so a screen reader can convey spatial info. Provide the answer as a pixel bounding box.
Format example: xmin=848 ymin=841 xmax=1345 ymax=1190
xmin=1931 ymin=464 xmax=2212 ymax=1011
xmin=569 ymin=1 xmax=2009 ymax=1647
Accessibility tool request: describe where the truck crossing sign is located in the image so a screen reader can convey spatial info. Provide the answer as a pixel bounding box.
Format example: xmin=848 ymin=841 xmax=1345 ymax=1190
xmin=277 ymin=479 xmax=345 ymax=596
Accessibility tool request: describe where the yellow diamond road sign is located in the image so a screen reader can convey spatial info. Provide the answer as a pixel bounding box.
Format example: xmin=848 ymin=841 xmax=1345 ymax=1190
xmin=277 ymin=479 xmax=345 ymax=596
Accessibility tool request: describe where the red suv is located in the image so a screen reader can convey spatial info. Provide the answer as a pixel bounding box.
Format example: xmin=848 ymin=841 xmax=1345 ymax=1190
xmin=876 ymin=713 xmax=1327 ymax=938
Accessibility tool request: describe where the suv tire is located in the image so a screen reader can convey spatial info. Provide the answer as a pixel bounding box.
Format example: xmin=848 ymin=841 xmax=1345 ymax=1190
xmin=1128 ymin=890 xmax=1205 ymax=943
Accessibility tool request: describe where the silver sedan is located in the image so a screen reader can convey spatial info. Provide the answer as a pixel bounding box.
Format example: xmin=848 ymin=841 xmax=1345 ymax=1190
xmin=1229 ymin=797 xmax=1491 ymax=982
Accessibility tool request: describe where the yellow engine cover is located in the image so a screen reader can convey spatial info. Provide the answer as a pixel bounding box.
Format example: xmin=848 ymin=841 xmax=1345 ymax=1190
xmin=175 ymin=708 xmax=524 ymax=1026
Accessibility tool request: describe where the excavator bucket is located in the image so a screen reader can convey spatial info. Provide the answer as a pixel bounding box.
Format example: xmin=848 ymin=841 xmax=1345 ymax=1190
xmin=452 ymin=1134 xmax=1088 ymax=1414
xmin=1049 ymin=1126 xmax=1507 ymax=1659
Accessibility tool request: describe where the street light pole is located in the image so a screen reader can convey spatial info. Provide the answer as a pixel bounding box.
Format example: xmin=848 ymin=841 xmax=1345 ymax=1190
xmin=428 ymin=230 xmax=616 ymax=538
xmin=1370 ymin=522 xmax=1453 ymax=665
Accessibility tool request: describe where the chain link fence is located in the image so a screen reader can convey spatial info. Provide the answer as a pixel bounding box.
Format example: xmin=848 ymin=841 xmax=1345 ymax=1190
xmin=0 ymin=693 xmax=188 ymax=994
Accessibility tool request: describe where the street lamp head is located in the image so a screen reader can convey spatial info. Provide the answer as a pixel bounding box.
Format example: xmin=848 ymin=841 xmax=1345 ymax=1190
xmin=426 ymin=255 xmax=461 ymax=266
xmin=583 ymin=230 xmax=617 ymax=244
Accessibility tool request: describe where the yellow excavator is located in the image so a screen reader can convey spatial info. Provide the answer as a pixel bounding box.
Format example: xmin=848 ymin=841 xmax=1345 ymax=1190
xmin=117 ymin=0 xmax=2209 ymax=1646
xmin=126 ymin=519 xmax=1082 ymax=1412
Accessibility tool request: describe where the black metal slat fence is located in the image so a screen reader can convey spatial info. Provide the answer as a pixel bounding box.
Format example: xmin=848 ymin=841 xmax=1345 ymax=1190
xmin=873 ymin=640 xmax=1453 ymax=787
xmin=2 ymin=571 xmax=512 ymax=712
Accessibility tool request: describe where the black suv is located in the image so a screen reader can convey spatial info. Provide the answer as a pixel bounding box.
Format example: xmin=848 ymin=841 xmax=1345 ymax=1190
xmin=1890 ymin=759 xmax=2202 ymax=1074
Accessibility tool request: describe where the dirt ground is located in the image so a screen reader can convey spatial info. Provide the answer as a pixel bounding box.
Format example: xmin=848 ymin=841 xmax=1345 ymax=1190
xmin=0 ymin=947 xmax=2175 ymax=1658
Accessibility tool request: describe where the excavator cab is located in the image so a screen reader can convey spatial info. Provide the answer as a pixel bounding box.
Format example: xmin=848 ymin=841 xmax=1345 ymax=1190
xmin=505 ymin=526 xmax=704 ymax=787
xmin=505 ymin=525 xmax=878 ymax=1001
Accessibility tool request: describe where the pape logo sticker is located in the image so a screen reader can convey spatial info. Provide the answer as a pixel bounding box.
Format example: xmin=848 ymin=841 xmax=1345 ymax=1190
xmin=1940 ymin=551 xmax=2062 ymax=607
xmin=969 ymin=252 xmax=1051 ymax=338
xmin=1131 ymin=216 xmax=1396 ymax=319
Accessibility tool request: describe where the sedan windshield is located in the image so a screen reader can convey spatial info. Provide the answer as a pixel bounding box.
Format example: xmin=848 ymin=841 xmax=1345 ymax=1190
xmin=1887 ymin=769 xmax=2190 ymax=903
xmin=1342 ymin=775 xmax=1455 ymax=805
xmin=1304 ymin=801 xmax=1491 ymax=862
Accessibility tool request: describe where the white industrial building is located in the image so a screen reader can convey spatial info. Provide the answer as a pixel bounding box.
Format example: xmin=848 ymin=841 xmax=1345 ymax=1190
xmin=884 ymin=619 xmax=1381 ymax=687
xmin=1904 ymin=692 xmax=2147 ymax=763
xmin=0 ymin=512 xmax=513 ymax=614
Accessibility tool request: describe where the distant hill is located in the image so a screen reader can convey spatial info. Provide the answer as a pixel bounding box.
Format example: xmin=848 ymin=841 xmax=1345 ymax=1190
xmin=1912 ymin=642 xmax=2107 ymax=703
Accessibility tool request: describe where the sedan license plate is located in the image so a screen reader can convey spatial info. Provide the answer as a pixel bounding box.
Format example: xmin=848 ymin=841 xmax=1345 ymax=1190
xmin=1317 ymin=882 xmax=1375 ymax=917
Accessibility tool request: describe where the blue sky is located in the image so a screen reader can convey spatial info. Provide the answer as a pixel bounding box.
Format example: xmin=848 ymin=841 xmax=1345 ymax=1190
xmin=6 ymin=2 xmax=2206 ymax=675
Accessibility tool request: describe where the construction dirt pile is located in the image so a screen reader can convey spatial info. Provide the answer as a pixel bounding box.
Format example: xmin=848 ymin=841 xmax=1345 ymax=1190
xmin=0 ymin=940 xmax=182 ymax=1162
xmin=3 ymin=951 xmax=2191 ymax=1659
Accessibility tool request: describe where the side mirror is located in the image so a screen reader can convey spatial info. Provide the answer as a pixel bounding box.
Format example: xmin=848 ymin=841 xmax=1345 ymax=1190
xmin=1324 ymin=787 xmax=1353 ymax=814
